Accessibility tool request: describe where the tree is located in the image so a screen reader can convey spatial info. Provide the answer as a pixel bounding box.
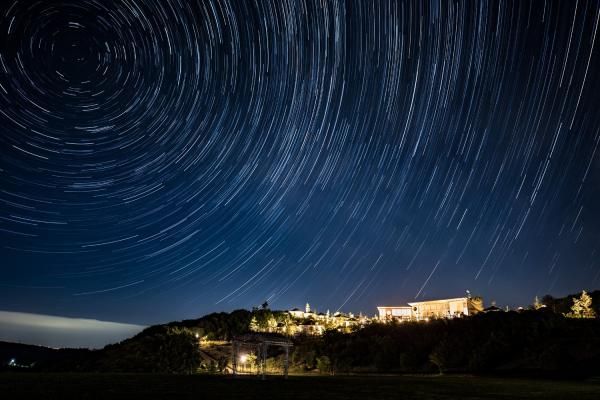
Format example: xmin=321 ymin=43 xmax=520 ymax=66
xmin=534 ymin=296 xmax=545 ymax=310
xmin=207 ymin=360 xmax=218 ymax=374
xmin=261 ymin=301 xmax=269 ymax=310
xmin=279 ymin=314 xmax=297 ymax=336
xmin=217 ymin=356 xmax=229 ymax=373
xmin=100 ymin=326 xmax=201 ymax=373
xmin=541 ymin=295 xmax=555 ymax=312
xmin=267 ymin=315 xmax=278 ymax=332
xmin=316 ymin=356 xmax=332 ymax=374
xmin=249 ymin=316 xmax=260 ymax=332
xmin=243 ymin=353 xmax=257 ymax=373
xmin=565 ymin=290 xmax=597 ymax=319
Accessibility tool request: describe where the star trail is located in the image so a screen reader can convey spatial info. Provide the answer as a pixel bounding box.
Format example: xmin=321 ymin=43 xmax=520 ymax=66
xmin=1 ymin=0 xmax=600 ymax=325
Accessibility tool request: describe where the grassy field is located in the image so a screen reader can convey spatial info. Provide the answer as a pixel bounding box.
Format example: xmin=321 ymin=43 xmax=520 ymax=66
xmin=1 ymin=373 xmax=599 ymax=400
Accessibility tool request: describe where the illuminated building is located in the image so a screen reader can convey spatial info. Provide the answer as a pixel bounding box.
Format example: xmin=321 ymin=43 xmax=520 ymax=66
xmin=377 ymin=306 xmax=412 ymax=321
xmin=377 ymin=296 xmax=484 ymax=321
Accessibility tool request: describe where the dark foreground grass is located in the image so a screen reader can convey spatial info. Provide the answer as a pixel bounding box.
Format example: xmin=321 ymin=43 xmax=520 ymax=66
xmin=1 ymin=373 xmax=599 ymax=400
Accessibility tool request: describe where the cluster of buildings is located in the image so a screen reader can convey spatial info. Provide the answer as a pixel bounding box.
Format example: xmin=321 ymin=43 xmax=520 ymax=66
xmin=286 ymin=303 xmax=369 ymax=334
xmin=266 ymin=293 xmax=486 ymax=336
xmin=249 ymin=303 xmax=369 ymax=336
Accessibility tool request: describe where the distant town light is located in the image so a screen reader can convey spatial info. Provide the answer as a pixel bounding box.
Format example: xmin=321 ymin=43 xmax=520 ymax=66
xmin=239 ymin=354 xmax=248 ymax=364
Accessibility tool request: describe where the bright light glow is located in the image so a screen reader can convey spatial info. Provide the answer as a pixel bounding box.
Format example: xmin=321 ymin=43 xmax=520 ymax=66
xmin=239 ymin=354 xmax=248 ymax=363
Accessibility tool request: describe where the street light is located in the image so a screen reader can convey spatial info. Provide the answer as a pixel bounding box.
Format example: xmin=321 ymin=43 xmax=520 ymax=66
xmin=239 ymin=354 xmax=248 ymax=372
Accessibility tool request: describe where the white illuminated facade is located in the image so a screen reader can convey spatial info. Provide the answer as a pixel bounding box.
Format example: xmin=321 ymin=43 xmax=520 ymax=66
xmin=378 ymin=296 xmax=484 ymax=321
xmin=377 ymin=306 xmax=412 ymax=321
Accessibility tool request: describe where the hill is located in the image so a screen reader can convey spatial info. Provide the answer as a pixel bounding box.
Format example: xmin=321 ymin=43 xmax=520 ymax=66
xmin=2 ymin=290 xmax=600 ymax=376
xmin=0 ymin=341 xmax=93 ymax=371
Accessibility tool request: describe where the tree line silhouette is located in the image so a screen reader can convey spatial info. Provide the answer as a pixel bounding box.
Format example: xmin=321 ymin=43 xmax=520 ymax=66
xmin=2 ymin=290 xmax=598 ymax=376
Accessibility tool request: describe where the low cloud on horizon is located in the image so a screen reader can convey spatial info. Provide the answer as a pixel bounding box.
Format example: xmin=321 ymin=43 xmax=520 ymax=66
xmin=0 ymin=311 xmax=146 ymax=349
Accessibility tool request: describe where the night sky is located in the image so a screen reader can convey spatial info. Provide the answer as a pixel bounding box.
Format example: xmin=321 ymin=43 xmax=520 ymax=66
xmin=1 ymin=0 xmax=600 ymax=327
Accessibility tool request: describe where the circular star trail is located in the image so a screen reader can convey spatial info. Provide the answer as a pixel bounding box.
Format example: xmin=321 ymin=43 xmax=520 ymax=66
xmin=1 ymin=0 xmax=599 ymax=323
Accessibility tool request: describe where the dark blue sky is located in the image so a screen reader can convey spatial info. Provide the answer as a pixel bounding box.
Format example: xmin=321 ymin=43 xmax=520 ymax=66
xmin=1 ymin=0 xmax=599 ymax=326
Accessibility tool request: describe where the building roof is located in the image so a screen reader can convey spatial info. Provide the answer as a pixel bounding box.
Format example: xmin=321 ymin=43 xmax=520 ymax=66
xmin=377 ymin=306 xmax=412 ymax=309
xmin=408 ymin=297 xmax=469 ymax=306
